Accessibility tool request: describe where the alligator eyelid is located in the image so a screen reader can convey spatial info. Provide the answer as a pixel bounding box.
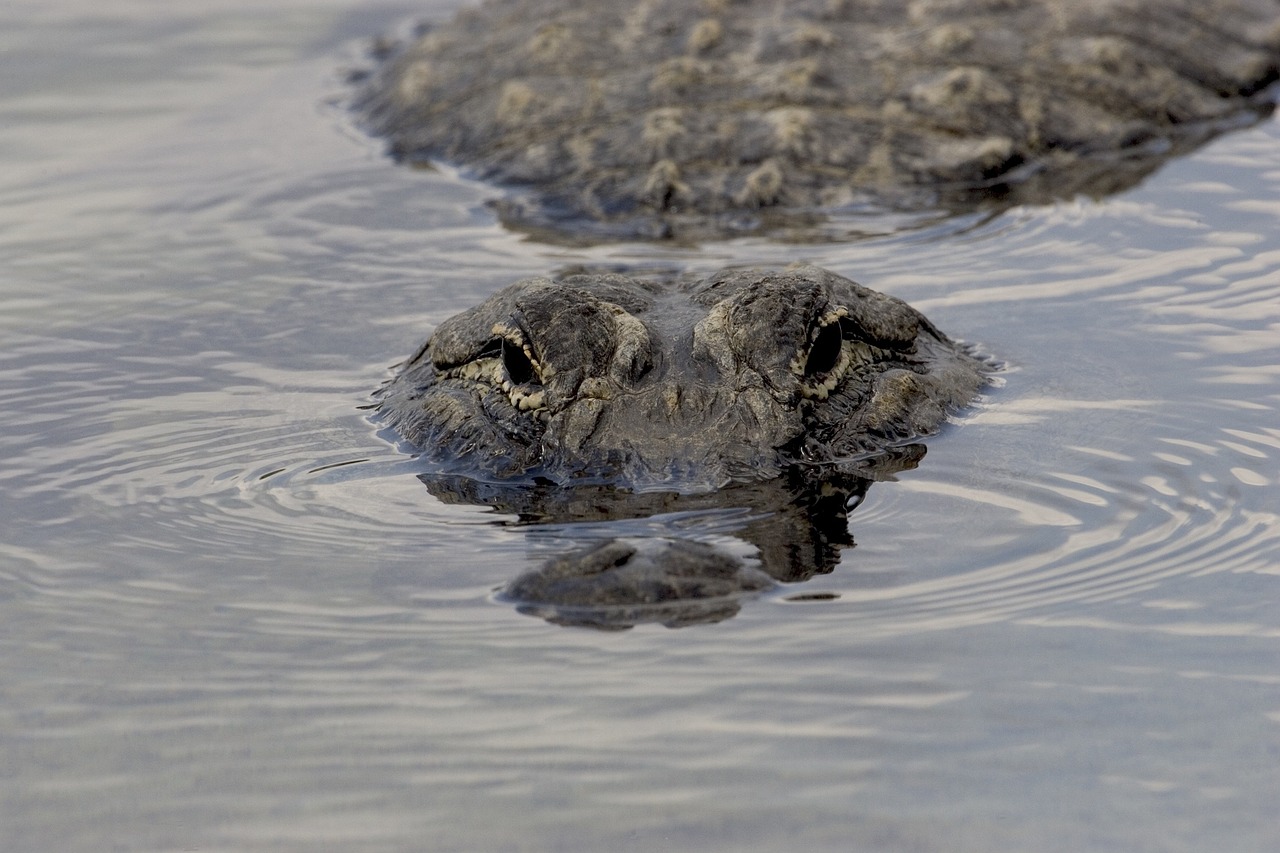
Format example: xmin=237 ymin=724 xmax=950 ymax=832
xmin=833 ymin=314 xmax=868 ymax=342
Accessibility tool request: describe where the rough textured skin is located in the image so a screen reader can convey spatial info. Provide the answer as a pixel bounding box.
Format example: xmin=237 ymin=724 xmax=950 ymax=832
xmin=356 ymin=0 xmax=1280 ymax=239
xmin=377 ymin=265 xmax=988 ymax=491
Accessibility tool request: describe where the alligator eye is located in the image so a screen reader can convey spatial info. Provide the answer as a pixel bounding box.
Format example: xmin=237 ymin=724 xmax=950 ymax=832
xmin=804 ymin=320 xmax=843 ymax=378
xmin=792 ymin=308 xmax=863 ymax=401
xmin=438 ymin=332 xmax=547 ymax=414
xmin=482 ymin=323 xmax=549 ymax=413
xmin=501 ymin=337 xmax=537 ymax=385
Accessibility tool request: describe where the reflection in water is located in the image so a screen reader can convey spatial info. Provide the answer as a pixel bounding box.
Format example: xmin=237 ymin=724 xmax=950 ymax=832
xmin=422 ymin=446 xmax=924 ymax=628
xmin=503 ymin=538 xmax=776 ymax=630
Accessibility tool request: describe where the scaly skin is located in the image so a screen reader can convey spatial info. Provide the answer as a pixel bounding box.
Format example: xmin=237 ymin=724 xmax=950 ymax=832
xmin=356 ymin=0 xmax=1280 ymax=239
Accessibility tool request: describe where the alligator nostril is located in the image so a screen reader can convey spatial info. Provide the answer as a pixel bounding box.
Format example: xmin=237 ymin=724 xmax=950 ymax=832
xmin=662 ymin=385 xmax=681 ymax=416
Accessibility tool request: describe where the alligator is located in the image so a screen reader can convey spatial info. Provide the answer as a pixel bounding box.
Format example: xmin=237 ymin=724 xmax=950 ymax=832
xmin=355 ymin=0 xmax=1280 ymax=240
xmin=358 ymin=0 xmax=1280 ymax=626
xmin=378 ymin=265 xmax=986 ymax=628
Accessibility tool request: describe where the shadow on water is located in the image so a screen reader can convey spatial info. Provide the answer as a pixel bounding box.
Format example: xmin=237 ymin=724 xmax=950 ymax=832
xmin=419 ymin=446 xmax=927 ymax=630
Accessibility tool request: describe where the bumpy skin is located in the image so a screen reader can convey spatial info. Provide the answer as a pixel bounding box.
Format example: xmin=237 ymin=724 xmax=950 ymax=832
xmin=357 ymin=0 xmax=1280 ymax=239
xmin=377 ymin=265 xmax=988 ymax=490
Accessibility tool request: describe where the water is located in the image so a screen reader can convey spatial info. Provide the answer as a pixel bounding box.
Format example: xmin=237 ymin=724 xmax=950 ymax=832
xmin=1 ymin=1 xmax=1278 ymax=850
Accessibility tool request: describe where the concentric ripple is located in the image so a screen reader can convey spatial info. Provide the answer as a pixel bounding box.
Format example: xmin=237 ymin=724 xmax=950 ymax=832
xmin=777 ymin=384 xmax=1279 ymax=635
xmin=1 ymin=2 xmax=1277 ymax=641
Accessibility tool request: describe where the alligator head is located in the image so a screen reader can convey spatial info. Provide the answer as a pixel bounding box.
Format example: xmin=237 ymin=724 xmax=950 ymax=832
xmin=376 ymin=265 xmax=989 ymax=490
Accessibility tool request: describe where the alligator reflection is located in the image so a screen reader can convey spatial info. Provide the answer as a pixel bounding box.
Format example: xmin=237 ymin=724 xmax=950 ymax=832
xmin=420 ymin=445 xmax=925 ymax=630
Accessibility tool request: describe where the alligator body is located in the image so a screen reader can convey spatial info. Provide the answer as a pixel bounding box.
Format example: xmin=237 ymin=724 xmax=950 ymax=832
xmin=357 ymin=0 xmax=1280 ymax=239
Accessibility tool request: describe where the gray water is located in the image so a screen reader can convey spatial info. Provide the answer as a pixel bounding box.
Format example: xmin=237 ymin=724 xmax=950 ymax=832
xmin=2 ymin=1 xmax=1279 ymax=850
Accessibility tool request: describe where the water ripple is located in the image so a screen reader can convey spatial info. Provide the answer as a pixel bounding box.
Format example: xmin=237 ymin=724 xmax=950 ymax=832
xmin=804 ymin=408 xmax=1280 ymax=635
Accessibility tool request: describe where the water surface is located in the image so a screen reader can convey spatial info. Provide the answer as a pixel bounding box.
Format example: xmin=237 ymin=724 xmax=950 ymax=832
xmin=1 ymin=2 xmax=1278 ymax=850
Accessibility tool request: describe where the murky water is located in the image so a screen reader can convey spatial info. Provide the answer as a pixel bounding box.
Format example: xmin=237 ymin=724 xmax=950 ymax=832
xmin=2 ymin=1 xmax=1278 ymax=850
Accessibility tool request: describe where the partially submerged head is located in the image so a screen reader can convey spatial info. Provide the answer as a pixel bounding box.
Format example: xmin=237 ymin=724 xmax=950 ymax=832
xmin=376 ymin=265 xmax=989 ymax=490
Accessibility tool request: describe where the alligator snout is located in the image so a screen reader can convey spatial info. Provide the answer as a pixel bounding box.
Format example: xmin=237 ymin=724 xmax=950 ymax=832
xmin=572 ymin=380 xmax=800 ymax=487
